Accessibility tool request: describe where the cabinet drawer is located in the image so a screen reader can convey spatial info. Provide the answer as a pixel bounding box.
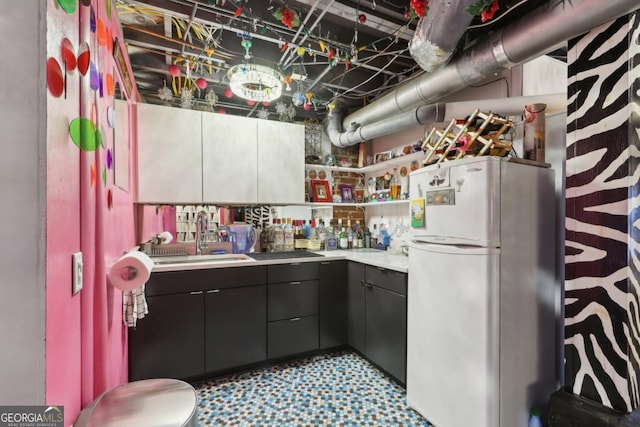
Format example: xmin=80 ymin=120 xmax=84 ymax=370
xmin=267 ymin=262 xmax=319 ymax=283
xmin=268 ymin=280 xmax=318 ymax=321
xmin=146 ymin=266 xmax=266 ymax=296
xmin=364 ymin=266 xmax=406 ymax=295
xmin=268 ymin=315 xmax=319 ymax=359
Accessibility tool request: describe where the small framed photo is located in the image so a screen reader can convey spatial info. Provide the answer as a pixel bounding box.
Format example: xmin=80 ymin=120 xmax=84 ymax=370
xmin=310 ymin=180 xmax=332 ymax=203
xmin=340 ymin=184 xmax=354 ymax=203
xmin=374 ymin=150 xmax=393 ymax=163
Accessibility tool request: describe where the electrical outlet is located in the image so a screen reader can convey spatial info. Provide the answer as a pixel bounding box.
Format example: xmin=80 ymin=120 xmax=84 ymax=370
xmin=72 ymin=252 xmax=83 ymax=295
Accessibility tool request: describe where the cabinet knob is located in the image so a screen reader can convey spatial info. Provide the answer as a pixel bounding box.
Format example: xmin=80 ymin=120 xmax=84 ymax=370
xmin=207 ymin=289 xmax=220 ymax=294
xmin=291 ymin=281 xmax=301 ymax=285
xmin=290 ymin=317 xmax=301 ymax=322
xmin=189 ymin=291 xmax=203 ymax=295
xmin=320 ymin=262 xmax=331 ymax=265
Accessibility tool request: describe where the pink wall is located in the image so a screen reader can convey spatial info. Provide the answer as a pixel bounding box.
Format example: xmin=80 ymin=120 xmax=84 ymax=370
xmin=45 ymin=1 xmax=160 ymax=425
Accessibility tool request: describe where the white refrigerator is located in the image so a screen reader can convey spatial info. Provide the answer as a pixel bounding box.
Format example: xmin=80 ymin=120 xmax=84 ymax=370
xmin=406 ymin=156 xmax=557 ymax=427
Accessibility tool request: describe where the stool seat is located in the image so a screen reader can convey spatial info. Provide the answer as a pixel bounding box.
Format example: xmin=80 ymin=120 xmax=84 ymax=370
xmin=74 ymin=379 xmax=198 ymax=427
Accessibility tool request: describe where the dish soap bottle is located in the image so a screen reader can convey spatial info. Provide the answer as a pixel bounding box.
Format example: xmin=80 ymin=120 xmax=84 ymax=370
xmin=529 ymin=407 xmax=543 ymax=427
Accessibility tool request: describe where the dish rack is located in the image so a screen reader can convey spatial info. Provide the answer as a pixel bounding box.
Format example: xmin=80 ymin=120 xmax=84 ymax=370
xmin=421 ymin=108 xmax=513 ymax=165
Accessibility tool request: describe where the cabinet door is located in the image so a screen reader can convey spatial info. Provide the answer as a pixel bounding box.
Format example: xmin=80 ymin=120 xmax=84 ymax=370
xmin=347 ymin=262 xmax=366 ymax=354
xmin=128 ymin=292 xmax=204 ymax=380
xmin=202 ymin=113 xmax=258 ymax=203
xmin=268 ymin=315 xmax=319 ymax=359
xmin=267 ymin=280 xmax=318 ymax=321
xmin=257 ymin=121 xmax=304 ymax=204
xmin=205 ymin=285 xmax=266 ymax=373
xmin=137 ymin=103 xmax=202 ymax=203
xmin=319 ymin=261 xmax=347 ymax=349
xmin=365 ymin=285 xmax=407 ymax=384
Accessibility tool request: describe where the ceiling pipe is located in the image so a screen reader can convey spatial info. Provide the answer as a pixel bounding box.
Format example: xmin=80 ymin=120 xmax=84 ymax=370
xmin=408 ymin=0 xmax=477 ymax=73
xmin=327 ymin=93 xmax=567 ymax=148
xmin=329 ymin=0 xmax=639 ymax=147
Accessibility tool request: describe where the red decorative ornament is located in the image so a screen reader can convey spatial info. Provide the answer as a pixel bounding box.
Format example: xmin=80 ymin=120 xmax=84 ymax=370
xmin=195 ymin=77 xmax=208 ymax=90
xmin=262 ymin=101 xmax=271 ymax=107
xmin=328 ymin=49 xmax=335 ymax=61
xmin=404 ymin=8 xmax=411 ymax=20
xmin=410 ymin=0 xmax=428 ymax=18
xmin=280 ymin=41 xmax=289 ymax=52
xmin=303 ymin=102 xmax=312 ymax=111
xmin=247 ymin=99 xmax=256 ymax=106
xmin=280 ymin=8 xmax=295 ymax=28
xmin=168 ymin=64 xmax=181 ymax=77
xmin=224 ymin=87 xmax=234 ymax=98
xmin=234 ymin=7 xmax=243 ymax=17
xmin=481 ymin=0 xmax=499 ymax=22
xmin=358 ymin=13 xmax=367 ymax=24
xmin=216 ymin=107 xmax=227 ymax=114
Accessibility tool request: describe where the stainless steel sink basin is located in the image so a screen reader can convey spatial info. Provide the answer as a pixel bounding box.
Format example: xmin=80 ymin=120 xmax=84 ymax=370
xmin=152 ymin=254 xmax=252 ymax=265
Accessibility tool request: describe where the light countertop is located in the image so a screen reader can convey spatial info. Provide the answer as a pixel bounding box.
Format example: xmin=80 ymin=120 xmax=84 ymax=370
xmin=151 ymin=249 xmax=408 ymax=274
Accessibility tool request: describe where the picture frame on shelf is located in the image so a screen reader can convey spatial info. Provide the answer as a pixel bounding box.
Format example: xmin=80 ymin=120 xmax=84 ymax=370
xmin=310 ymin=180 xmax=332 ymax=202
xmin=340 ymin=184 xmax=354 ymax=203
xmin=374 ymin=150 xmax=393 ymax=163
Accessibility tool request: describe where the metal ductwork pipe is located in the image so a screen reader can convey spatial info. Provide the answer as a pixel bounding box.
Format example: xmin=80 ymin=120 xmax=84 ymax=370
xmin=329 ymin=0 xmax=639 ymax=147
xmin=327 ymin=93 xmax=567 ymax=148
xmin=327 ymin=103 xmax=446 ymax=148
xmin=409 ymin=0 xmax=477 ymax=73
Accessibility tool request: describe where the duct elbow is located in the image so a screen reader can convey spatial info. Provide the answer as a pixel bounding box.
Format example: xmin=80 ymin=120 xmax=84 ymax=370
xmin=327 ymin=111 xmax=364 ymax=148
xmin=409 ymin=0 xmax=477 ymax=72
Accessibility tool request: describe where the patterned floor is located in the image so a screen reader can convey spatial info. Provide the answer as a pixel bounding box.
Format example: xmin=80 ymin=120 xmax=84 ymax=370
xmin=195 ymin=350 xmax=431 ymax=426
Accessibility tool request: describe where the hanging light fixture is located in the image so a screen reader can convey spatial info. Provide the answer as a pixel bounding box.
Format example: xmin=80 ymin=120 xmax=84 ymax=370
xmin=227 ymin=64 xmax=283 ymax=103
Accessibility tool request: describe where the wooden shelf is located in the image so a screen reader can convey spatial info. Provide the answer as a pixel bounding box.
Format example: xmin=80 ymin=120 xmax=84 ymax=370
xmin=298 ymin=200 xmax=410 ymax=208
xmin=305 ymin=151 xmax=425 ymax=175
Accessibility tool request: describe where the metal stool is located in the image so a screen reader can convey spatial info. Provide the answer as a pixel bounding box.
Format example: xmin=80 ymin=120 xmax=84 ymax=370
xmin=74 ymin=379 xmax=198 ymax=427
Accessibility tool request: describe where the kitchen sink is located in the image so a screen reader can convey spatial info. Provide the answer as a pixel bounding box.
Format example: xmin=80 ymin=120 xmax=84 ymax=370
xmin=152 ymin=254 xmax=252 ymax=265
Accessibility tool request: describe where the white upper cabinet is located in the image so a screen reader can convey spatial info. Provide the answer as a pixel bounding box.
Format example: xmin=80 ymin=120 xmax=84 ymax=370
xmin=137 ymin=103 xmax=203 ymax=204
xmin=202 ymin=113 xmax=258 ymax=204
xmin=257 ymin=121 xmax=305 ymax=204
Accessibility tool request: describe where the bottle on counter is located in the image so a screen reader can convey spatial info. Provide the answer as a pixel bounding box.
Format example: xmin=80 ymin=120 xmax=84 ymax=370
xmin=326 ymin=220 xmax=338 ymax=250
xmin=363 ymin=226 xmax=371 ymax=248
xmin=284 ymin=218 xmax=294 ymax=251
xmin=260 ymin=221 xmax=271 ymax=252
xmin=339 ymin=226 xmax=348 ymax=249
xmin=272 ymin=218 xmax=285 ymax=252
xmin=302 ymin=219 xmax=311 ymax=238
xmin=371 ymin=224 xmax=379 ymax=248
xmin=317 ymin=219 xmax=327 ymax=250
xmin=346 ymin=219 xmax=353 ymax=249
xmin=294 ymin=220 xmax=308 ymax=250
xmin=356 ymin=226 xmax=364 ymax=248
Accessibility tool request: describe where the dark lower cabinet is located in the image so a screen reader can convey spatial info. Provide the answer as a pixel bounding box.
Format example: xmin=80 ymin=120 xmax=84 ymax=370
xmin=319 ymin=260 xmax=347 ymax=349
xmin=346 ymin=261 xmax=407 ymax=384
xmin=205 ymin=285 xmax=267 ymax=372
xmin=365 ymin=285 xmax=406 ymax=383
xmin=129 ymin=292 xmax=205 ymax=381
xmin=347 ymin=262 xmax=366 ymax=354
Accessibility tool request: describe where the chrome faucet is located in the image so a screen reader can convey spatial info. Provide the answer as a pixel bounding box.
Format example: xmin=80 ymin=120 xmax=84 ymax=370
xmin=195 ymin=210 xmax=208 ymax=255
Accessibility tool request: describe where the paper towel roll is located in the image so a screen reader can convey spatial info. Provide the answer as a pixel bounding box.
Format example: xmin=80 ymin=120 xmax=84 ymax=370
xmin=158 ymin=231 xmax=173 ymax=244
xmin=108 ymin=251 xmax=154 ymax=291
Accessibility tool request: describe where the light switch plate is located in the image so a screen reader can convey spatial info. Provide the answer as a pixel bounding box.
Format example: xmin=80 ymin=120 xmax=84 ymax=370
xmin=72 ymin=252 xmax=83 ymax=295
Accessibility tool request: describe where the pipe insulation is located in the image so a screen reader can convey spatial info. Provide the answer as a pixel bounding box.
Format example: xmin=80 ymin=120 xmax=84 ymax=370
xmin=329 ymin=0 xmax=639 ymax=147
